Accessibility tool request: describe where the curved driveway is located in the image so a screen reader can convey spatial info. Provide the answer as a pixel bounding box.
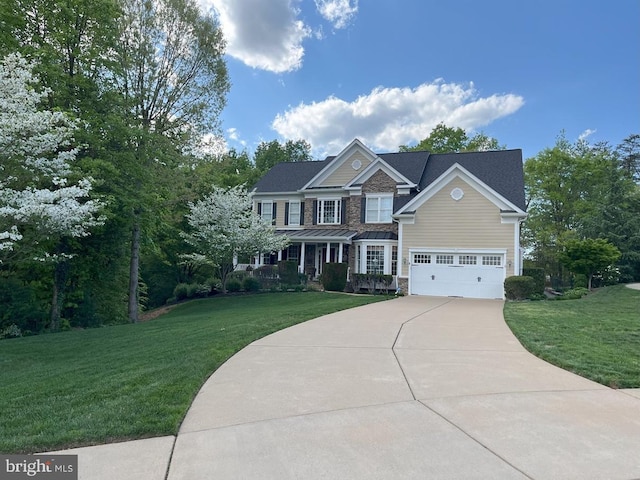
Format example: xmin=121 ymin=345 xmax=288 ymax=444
xmin=167 ymin=296 xmax=640 ymax=479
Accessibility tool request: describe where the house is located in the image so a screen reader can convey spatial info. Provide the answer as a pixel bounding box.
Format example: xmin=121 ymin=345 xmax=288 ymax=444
xmin=250 ymin=139 xmax=527 ymax=299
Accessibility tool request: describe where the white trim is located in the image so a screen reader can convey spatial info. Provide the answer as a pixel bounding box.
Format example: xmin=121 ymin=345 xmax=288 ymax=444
xmin=365 ymin=193 xmax=394 ymax=223
xmin=345 ymin=157 xmax=417 ymax=191
xmin=352 ymin=239 xmax=398 ymax=275
xmin=300 ymin=139 xmax=378 ymax=190
xmin=395 ymin=163 xmax=526 ymax=216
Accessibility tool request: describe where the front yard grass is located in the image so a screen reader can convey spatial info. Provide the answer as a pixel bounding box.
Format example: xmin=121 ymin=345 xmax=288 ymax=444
xmin=504 ymin=285 xmax=640 ymax=388
xmin=0 ymin=292 xmax=389 ymax=454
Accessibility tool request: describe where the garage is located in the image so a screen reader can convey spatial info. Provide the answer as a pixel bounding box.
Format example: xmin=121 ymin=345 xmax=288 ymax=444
xmin=409 ymin=252 xmax=505 ymax=299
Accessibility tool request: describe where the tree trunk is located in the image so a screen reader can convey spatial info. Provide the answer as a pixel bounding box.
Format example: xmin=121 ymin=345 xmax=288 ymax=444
xmin=50 ymin=243 xmax=70 ymax=332
xmin=588 ymin=273 xmax=593 ymax=291
xmin=128 ymin=220 xmax=141 ymax=323
xmin=50 ymin=263 xmax=66 ymax=331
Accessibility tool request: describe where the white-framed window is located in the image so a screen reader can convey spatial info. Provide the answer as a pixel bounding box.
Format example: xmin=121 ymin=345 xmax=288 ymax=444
xmin=366 ymin=246 xmax=385 ymax=274
xmin=413 ymin=253 xmax=431 ymax=264
xmin=482 ymin=255 xmax=502 ymax=266
xmin=391 ymin=246 xmax=398 ymax=276
xmin=459 ymin=255 xmax=477 ymax=265
xmin=288 ymin=201 xmax=301 ymax=226
xmin=260 ymin=200 xmax=273 ymax=223
xmin=365 ymin=195 xmax=393 ymax=223
xmin=436 ymin=254 xmax=454 ymax=265
xmin=317 ymin=199 xmax=341 ymax=224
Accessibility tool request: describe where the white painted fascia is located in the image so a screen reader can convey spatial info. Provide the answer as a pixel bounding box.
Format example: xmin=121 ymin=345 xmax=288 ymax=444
xmin=344 ymin=157 xmax=417 ymax=191
xmin=300 ymin=138 xmax=378 ymax=190
xmin=396 ymin=163 xmax=526 ymax=215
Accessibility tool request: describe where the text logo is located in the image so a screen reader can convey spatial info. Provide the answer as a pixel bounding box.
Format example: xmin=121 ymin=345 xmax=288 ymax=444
xmin=0 ymin=455 xmax=77 ymax=480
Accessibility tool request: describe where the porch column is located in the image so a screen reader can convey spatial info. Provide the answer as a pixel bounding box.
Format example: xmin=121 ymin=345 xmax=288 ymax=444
xmin=338 ymin=242 xmax=343 ymax=263
xmin=299 ymin=242 xmax=306 ymax=274
xmin=278 ymin=250 xmax=283 ymax=261
xmin=326 ymin=242 xmax=331 ymax=263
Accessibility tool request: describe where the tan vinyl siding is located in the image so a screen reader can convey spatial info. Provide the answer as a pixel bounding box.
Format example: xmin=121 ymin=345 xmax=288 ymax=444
xmin=321 ymin=152 xmax=372 ymax=186
xmin=275 ymin=200 xmax=286 ymax=227
xmin=401 ymin=177 xmax=516 ymax=276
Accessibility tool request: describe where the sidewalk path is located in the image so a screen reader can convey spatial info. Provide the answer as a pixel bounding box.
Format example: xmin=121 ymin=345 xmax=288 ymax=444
xmin=47 ymin=296 xmax=640 ymax=479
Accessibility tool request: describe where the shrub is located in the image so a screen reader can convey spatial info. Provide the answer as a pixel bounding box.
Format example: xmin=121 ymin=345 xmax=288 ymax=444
xmin=572 ymin=274 xmax=588 ymax=289
xmin=320 ymin=263 xmax=348 ymax=292
xmin=278 ymin=260 xmax=300 ymax=285
xmin=253 ymin=265 xmax=278 ymax=279
xmin=225 ymin=279 xmax=242 ymax=293
xmin=351 ymin=273 xmax=394 ymax=294
xmin=522 ymin=267 xmax=545 ymax=295
xmin=504 ymin=276 xmax=536 ymax=300
xmin=243 ymin=277 xmax=261 ymax=292
xmin=558 ymin=287 xmax=589 ymax=300
xmin=173 ymin=283 xmax=190 ymax=301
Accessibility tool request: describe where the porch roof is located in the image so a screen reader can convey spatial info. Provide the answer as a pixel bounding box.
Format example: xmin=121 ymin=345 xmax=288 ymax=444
xmin=276 ymin=229 xmax=359 ymax=243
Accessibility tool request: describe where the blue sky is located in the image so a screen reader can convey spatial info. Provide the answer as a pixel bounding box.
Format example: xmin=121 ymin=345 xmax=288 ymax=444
xmin=198 ymin=0 xmax=639 ymax=160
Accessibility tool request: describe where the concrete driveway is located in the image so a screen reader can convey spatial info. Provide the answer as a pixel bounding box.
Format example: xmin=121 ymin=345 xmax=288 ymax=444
xmin=48 ymin=296 xmax=640 ymax=479
xmin=168 ymin=296 xmax=640 ymax=480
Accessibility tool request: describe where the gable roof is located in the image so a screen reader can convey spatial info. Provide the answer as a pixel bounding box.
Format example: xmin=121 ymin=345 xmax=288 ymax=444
xmin=251 ymin=142 xmax=526 ymax=212
xmin=419 ymin=149 xmax=526 ymax=211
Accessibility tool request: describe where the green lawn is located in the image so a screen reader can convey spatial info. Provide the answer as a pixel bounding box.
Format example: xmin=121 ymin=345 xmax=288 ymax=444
xmin=0 ymin=292 xmax=389 ymax=454
xmin=504 ymin=285 xmax=640 ymax=388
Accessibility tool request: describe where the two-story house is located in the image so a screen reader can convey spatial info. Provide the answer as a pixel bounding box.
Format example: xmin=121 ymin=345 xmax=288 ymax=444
xmin=250 ymin=139 xmax=527 ymax=299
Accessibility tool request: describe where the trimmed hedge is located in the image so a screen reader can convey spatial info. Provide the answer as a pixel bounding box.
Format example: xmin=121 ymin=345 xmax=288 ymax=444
xmin=320 ymin=263 xmax=348 ymax=292
xmin=278 ymin=260 xmax=300 ymax=285
xmin=351 ymin=273 xmax=394 ymax=294
xmin=504 ymin=276 xmax=536 ymax=300
xmin=522 ymin=267 xmax=545 ymax=295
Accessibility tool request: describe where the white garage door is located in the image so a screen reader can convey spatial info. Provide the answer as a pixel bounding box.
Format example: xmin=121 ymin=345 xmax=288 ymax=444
xmin=409 ymin=252 xmax=505 ymax=299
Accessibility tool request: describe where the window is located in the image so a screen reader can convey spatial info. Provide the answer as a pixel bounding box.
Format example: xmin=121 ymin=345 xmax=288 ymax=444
xmin=366 ymin=246 xmax=385 ymax=274
xmin=365 ymin=195 xmax=393 ymax=223
xmin=413 ymin=253 xmax=431 ymax=264
xmin=287 ymin=245 xmax=299 ymax=262
xmin=459 ymin=255 xmax=477 ymax=265
xmin=260 ymin=201 xmax=273 ymax=223
xmin=482 ymin=255 xmax=502 ymax=266
xmin=288 ymin=201 xmax=301 ymax=226
xmin=391 ymin=246 xmax=398 ymax=276
xmin=317 ymin=199 xmax=341 ymax=224
xmin=436 ymin=254 xmax=454 ymax=265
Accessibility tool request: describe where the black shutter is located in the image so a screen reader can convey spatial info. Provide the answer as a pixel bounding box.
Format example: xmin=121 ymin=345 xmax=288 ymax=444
xmin=312 ymin=200 xmax=318 ymax=225
xmin=361 ymin=197 xmax=367 ymax=223
xmin=257 ymin=202 xmax=262 ymax=216
xmin=341 ymin=198 xmax=347 ymax=224
xmin=272 ymin=203 xmax=277 ymax=226
xmin=300 ymin=202 xmax=305 ymax=225
xmin=284 ymin=202 xmax=289 ymax=226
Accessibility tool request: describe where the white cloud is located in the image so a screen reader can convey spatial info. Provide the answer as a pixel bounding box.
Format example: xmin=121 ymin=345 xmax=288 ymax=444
xmin=315 ymin=0 xmax=359 ymax=29
xmin=204 ymin=0 xmax=311 ymax=73
xmin=272 ymin=80 xmax=525 ymax=157
xmin=578 ymin=128 xmax=597 ymax=141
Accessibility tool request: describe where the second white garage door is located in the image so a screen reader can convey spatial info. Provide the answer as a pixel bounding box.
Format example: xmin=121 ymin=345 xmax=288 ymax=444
xmin=409 ymin=252 xmax=505 ymax=299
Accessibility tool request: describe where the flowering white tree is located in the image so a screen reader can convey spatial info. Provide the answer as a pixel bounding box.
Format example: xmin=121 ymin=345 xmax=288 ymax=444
xmin=182 ymin=185 xmax=289 ymax=293
xmin=0 ymin=53 xmax=104 ymax=328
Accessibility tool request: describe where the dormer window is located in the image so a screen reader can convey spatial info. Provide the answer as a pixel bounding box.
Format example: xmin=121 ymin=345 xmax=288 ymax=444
xmin=365 ymin=195 xmax=393 ymax=223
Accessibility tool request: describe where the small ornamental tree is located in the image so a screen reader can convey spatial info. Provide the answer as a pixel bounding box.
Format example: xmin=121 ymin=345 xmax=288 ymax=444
xmin=182 ymin=185 xmax=289 ymax=293
xmin=560 ymin=238 xmax=621 ymax=290
xmin=0 ymin=53 xmax=104 ymax=330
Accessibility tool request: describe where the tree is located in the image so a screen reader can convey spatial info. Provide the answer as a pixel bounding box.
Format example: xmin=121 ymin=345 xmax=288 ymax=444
xmin=254 ymin=139 xmax=312 ymax=174
xmin=0 ymin=53 xmax=104 ymax=329
xmin=399 ymin=123 xmax=503 ymax=153
xmin=617 ymin=133 xmax=640 ymax=182
xmin=560 ymin=238 xmax=621 ymax=290
xmin=524 ymin=132 xmax=640 ymax=284
xmin=182 ymin=186 xmax=289 ymax=293
xmin=113 ymin=0 xmax=229 ymax=322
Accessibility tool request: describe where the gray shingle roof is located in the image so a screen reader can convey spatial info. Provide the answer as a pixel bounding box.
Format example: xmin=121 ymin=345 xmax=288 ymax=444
xmin=251 ymin=160 xmax=329 ymax=192
xmin=419 ymin=149 xmax=526 ymax=211
xmin=252 ymin=146 xmax=525 ymax=212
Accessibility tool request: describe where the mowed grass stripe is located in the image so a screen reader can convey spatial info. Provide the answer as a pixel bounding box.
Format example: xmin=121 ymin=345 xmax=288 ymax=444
xmin=0 ymin=292 xmax=389 ymax=453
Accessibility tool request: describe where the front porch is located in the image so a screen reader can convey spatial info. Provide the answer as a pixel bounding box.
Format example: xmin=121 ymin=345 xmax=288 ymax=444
xmin=254 ymin=229 xmax=358 ymax=279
